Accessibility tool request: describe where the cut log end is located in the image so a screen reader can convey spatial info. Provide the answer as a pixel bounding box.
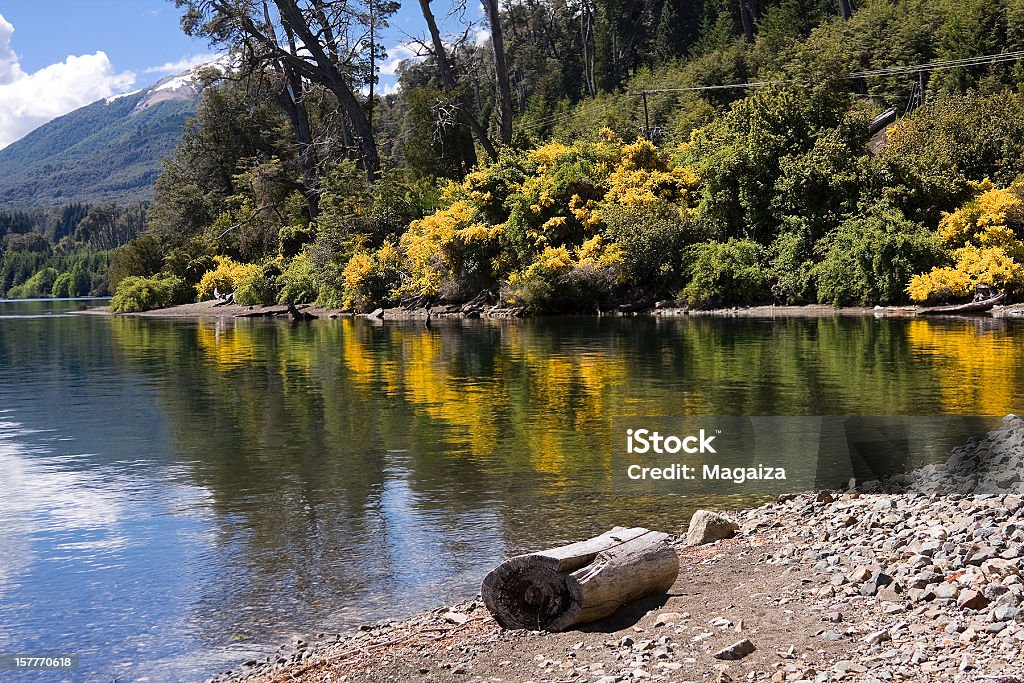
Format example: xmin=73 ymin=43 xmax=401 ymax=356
xmin=481 ymin=557 xmax=579 ymax=631
xmin=481 ymin=527 xmax=679 ymax=632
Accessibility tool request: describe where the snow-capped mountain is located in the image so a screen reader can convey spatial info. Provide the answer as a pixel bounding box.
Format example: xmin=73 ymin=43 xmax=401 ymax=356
xmin=0 ymin=63 xmax=220 ymax=208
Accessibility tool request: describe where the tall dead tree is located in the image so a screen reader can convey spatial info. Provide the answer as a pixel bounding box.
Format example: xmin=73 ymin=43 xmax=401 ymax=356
xmin=738 ymin=0 xmax=755 ymax=42
xmin=256 ymin=1 xmax=319 ymax=219
xmin=481 ymin=0 xmax=513 ymax=145
xmin=416 ymin=0 xmax=499 ymax=161
xmin=580 ymin=0 xmax=597 ymax=97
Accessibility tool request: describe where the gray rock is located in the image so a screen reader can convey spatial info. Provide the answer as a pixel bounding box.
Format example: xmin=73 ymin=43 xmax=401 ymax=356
xmin=994 ymin=603 xmax=1019 ymax=621
xmin=712 ymin=638 xmax=756 ymax=660
xmin=862 ymin=630 xmax=891 ymax=646
xmin=957 ymin=589 xmax=989 ymax=610
xmin=931 ymin=582 xmax=959 ymax=600
xmin=685 ymin=510 xmax=739 ymax=546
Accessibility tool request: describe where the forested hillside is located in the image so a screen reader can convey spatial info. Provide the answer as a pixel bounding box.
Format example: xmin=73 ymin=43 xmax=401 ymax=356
xmin=52 ymin=0 xmax=1024 ymax=310
xmin=0 ymin=203 xmax=147 ymax=298
xmin=0 ymin=88 xmax=197 ymax=209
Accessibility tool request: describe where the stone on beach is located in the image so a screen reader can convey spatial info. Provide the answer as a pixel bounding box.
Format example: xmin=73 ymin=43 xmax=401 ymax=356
xmin=685 ymin=510 xmax=739 ymax=546
xmin=711 ymin=638 xmax=756 ymax=660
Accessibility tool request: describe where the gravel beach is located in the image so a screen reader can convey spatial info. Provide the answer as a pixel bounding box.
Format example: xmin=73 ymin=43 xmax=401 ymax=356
xmin=206 ymin=416 xmax=1024 ymax=683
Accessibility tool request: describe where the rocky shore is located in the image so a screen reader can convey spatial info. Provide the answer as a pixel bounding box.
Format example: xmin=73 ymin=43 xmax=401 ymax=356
xmin=206 ymin=416 xmax=1024 ymax=683
xmin=87 ymin=298 xmax=1024 ymax=321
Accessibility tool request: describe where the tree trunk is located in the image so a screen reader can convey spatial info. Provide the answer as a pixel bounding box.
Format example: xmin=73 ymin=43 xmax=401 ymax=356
xmin=482 ymin=0 xmax=513 ymax=145
xmin=481 ymin=527 xmax=678 ymax=631
xmin=580 ymin=0 xmax=597 ymax=98
xmin=261 ymin=1 xmax=319 ymax=216
xmin=838 ymin=0 xmax=852 ymax=20
xmin=274 ymin=0 xmax=380 ymax=180
xmin=282 ymin=74 xmax=320 ymax=220
xmin=738 ymin=0 xmax=754 ymax=42
xmin=281 ymin=28 xmax=319 ymax=218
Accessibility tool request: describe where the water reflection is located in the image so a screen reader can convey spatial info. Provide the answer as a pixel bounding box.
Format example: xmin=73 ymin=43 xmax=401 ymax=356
xmin=0 ymin=309 xmax=1023 ymax=681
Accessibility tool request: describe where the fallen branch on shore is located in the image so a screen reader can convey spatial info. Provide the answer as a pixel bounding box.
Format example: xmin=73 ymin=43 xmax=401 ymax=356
xmin=481 ymin=526 xmax=678 ymax=631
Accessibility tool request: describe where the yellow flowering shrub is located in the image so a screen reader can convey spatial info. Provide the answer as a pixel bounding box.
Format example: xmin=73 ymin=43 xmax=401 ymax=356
xmin=605 ymin=163 xmax=699 ymax=208
xmin=951 ymin=244 xmax=1024 ymax=288
xmin=910 ymin=178 xmax=1024 ymax=302
xmin=196 ymin=256 xmax=258 ymax=300
xmin=399 ymin=201 xmax=501 ymax=299
xmin=577 ymin=235 xmax=624 ymax=271
xmin=503 ymin=237 xmax=624 ymax=312
xmin=906 ymin=267 xmax=973 ymax=303
xmin=529 ymin=141 xmax=572 ymax=170
xmin=342 ymin=241 xmax=404 ymax=311
xmin=937 ymin=180 xmax=1024 ymax=249
xmin=569 ymin=194 xmax=601 ymax=228
xmin=522 ymin=245 xmax=573 ymax=281
xmin=389 ymin=133 xmax=703 ymax=305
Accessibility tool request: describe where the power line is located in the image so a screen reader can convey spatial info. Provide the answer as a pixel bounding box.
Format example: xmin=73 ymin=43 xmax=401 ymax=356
xmin=517 ymin=50 xmax=1024 ymax=138
xmin=850 ymin=50 xmax=1024 ymax=78
xmin=626 ymin=49 xmax=1024 ymax=99
xmin=629 ymin=80 xmax=793 ymax=96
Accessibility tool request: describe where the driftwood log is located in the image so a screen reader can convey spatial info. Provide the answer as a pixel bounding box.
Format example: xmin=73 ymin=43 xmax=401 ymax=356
xmin=481 ymin=527 xmax=678 ymax=631
xmin=287 ymin=303 xmax=318 ymax=321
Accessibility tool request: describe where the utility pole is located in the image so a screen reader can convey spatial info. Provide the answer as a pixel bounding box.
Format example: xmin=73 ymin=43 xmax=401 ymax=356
xmin=642 ymin=91 xmax=650 ymax=139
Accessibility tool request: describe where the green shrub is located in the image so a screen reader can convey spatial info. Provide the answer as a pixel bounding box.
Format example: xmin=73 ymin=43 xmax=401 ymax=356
xmin=110 ymin=275 xmax=192 ymax=313
xmin=768 ymin=227 xmax=815 ymax=304
xmin=681 ymin=239 xmax=769 ymax=308
xmin=52 ymin=272 xmax=73 ymax=298
xmin=162 ymin=234 xmax=218 ymax=287
xmin=7 ymin=267 xmax=59 ymax=299
xmin=884 ymin=92 xmax=1024 ymax=187
xmin=601 ymin=199 xmax=699 ymax=294
xmin=276 ymin=253 xmax=318 ymax=304
xmin=812 ymin=209 xmax=943 ymax=306
xmin=234 ymin=259 xmax=283 ymax=305
xmin=107 ymin=235 xmax=165 ymax=291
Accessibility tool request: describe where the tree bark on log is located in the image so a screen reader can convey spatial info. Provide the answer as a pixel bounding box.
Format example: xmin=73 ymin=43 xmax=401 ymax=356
xmin=481 ymin=527 xmax=678 ymax=631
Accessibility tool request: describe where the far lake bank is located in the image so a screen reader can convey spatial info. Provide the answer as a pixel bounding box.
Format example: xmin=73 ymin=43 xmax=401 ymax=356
xmin=83 ymin=298 xmax=1024 ymax=321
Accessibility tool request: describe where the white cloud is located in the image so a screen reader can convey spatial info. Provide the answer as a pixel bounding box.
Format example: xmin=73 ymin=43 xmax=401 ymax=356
xmin=143 ymin=52 xmax=220 ymax=75
xmin=472 ymin=27 xmax=491 ymax=46
xmin=0 ymin=14 xmax=22 ymax=85
xmin=379 ymin=43 xmax=420 ymax=77
xmin=0 ymin=13 xmax=136 ymax=150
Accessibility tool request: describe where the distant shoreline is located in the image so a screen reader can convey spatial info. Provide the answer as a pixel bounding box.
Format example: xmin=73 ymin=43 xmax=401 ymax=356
xmin=81 ymin=299 xmax=1024 ymax=321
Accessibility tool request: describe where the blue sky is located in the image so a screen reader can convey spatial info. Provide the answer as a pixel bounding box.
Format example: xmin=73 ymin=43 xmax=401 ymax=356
xmin=1 ymin=1 xmax=209 ymax=75
xmin=0 ymin=0 xmax=485 ymax=149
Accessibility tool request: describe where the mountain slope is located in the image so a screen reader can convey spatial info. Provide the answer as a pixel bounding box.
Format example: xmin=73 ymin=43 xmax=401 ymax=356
xmin=0 ymin=71 xmax=203 ymax=209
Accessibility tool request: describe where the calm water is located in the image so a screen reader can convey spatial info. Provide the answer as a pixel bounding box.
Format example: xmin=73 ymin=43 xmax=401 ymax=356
xmin=1 ymin=300 xmax=1022 ymax=682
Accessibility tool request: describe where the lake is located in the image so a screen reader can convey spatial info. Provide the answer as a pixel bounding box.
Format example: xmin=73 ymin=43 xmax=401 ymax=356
xmin=1 ymin=299 xmax=1022 ymax=681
